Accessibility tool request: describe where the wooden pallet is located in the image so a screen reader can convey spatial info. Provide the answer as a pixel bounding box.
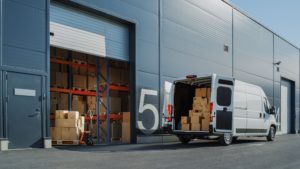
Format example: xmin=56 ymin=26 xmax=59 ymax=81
xmin=72 ymin=59 xmax=87 ymax=65
xmin=72 ymin=87 xmax=87 ymax=91
xmin=52 ymin=140 xmax=80 ymax=145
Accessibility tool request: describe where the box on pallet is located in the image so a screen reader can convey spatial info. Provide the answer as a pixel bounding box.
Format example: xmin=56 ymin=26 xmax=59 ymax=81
xmin=100 ymin=97 xmax=121 ymax=113
xmin=72 ymin=100 xmax=86 ymax=114
xmin=88 ymin=76 xmax=96 ymax=91
xmin=55 ymin=72 xmax=68 ymax=88
xmin=62 ymin=127 xmax=80 ymax=141
xmin=51 ymin=127 xmax=62 ymax=140
xmin=195 ymin=88 xmax=207 ymax=97
xmin=191 ymin=123 xmax=201 ymax=131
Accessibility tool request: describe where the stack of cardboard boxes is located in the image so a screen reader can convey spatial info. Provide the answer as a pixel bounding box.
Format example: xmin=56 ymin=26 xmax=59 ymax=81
xmin=72 ymin=96 xmax=86 ymax=115
xmin=51 ymin=110 xmax=85 ymax=142
xmin=122 ymin=112 xmax=130 ymax=143
xmin=181 ymin=87 xmax=211 ymax=131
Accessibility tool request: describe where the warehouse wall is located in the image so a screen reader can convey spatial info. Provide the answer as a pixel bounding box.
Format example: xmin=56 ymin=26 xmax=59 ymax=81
xmin=0 ymin=0 xmax=49 ymax=141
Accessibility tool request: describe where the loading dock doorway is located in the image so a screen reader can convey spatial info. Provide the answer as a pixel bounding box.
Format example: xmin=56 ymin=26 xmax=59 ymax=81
xmin=4 ymin=72 xmax=43 ymax=149
xmin=280 ymin=78 xmax=295 ymax=134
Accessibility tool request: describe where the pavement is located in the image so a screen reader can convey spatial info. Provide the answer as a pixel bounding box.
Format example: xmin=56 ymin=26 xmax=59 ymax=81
xmin=0 ymin=134 xmax=300 ymax=169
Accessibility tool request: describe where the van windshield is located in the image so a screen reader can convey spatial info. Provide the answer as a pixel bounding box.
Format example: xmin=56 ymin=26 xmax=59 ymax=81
xmin=217 ymin=87 xmax=232 ymax=106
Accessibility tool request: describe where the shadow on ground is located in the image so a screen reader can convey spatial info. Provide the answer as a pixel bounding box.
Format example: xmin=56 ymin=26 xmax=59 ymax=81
xmin=53 ymin=137 xmax=267 ymax=153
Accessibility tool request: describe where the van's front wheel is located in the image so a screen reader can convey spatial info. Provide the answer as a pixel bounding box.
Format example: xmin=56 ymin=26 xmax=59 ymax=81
xmin=267 ymin=126 xmax=276 ymax=141
xmin=219 ymin=133 xmax=232 ymax=146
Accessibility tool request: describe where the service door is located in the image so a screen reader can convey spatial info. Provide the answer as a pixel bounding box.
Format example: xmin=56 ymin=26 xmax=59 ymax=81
xmin=214 ymin=77 xmax=234 ymax=133
xmin=280 ymin=80 xmax=292 ymax=134
xmin=5 ymin=72 xmax=43 ymax=149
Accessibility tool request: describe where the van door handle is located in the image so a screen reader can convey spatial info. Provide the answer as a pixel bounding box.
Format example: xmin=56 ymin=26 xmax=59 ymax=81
xmin=259 ymin=113 xmax=262 ymax=118
xmin=223 ymin=107 xmax=227 ymax=112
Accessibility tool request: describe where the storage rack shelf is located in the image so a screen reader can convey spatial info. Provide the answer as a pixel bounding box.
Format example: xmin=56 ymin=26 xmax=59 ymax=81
xmin=50 ymin=53 xmax=129 ymax=144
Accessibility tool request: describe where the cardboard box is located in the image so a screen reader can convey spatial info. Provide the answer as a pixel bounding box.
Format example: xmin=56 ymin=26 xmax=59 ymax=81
xmin=58 ymin=104 xmax=68 ymax=111
xmin=87 ymin=96 xmax=96 ymax=104
xmin=195 ymin=88 xmax=207 ymax=97
xmin=181 ymin=116 xmax=189 ymax=124
xmin=88 ymin=76 xmax=96 ymax=91
xmin=73 ymin=74 xmax=87 ymax=89
xmin=61 ymin=127 xmax=80 ymax=141
xmin=51 ymin=103 xmax=57 ymax=115
xmin=73 ymin=95 xmax=84 ymax=101
xmin=68 ymin=111 xmax=80 ymax=119
xmin=100 ymin=97 xmax=121 ymax=113
xmin=111 ymin=122 xmax=122 ymax=140
xmin=193 ymin=97 xmax=208 ymax=106
xmin=201 ymin=113 xmax=210 ymax=131
xmin=51 ymin=127 xmax=62 ymax=140
xmin=122 ymin=112 xmax=130 ymax=123
xmin=56 ymin=48 xmax=68 ymax=59
xmin=56 ymin=119 xmax=80 ymax=128
xmin=55 ymin=110 xmax=67 ymax=119
xmin=190 ymin=115 xmax=201 ymax=124
xmin=72 ymin=100 xmax=86 ymax=114
xmin=56 ymin=72 xmax=68 ymax=88
xmin=191 ymin=124 xmax=201 ymax=131
xmin=122 ymin=122 xmax=131 ymax=143
xmin=110 ymin=67 xmax=121 ymax=83
xmin=87 ymin=56 xmax=97 ymax=65
xmin=181 ymin=123 xmax=190 ymax=131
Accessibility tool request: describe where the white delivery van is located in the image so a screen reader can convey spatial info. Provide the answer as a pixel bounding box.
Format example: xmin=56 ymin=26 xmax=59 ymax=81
xmin=164 ymin=74 xmax=277 ymax=145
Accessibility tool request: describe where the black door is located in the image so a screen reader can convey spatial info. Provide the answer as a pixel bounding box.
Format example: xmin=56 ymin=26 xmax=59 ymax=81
xmin=5 ymin=72 xmax=43 ymax=149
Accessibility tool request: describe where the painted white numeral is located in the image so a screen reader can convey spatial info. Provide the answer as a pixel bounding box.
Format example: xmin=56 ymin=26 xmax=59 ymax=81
xmin=138 ymin=89 xmax=159 ymax=134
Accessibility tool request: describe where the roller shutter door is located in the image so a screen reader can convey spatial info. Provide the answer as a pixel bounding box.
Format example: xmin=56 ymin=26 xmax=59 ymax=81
xmin=50 ymin=2 xmax=129 ymax=61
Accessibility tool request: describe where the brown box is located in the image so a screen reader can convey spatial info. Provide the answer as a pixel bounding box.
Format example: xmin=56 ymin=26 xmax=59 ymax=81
xmin=181 ymin=123 xmax=190 ymax=131
xmin=181 ymin=116 xmax=189 ymax=124
xmin=88 ymin=76 xmax=96 ymax=91
xmin=58 ymin=104 xmax=68 ymax=111
xmin=122 ymin=112 xmax=130 ymax=123
xmin=191 ymin=124 xmax=201 ymax=131
xmin=51 ymin=127 xmax=62 ymax=140
xmin=56 ymin=72 xmax=68 ymax=88
xmin=73 ymin=74 xmax=87 ymax=89
xmin=110 ymin=67 xmax=121 ymax=83
xmin=51 ymin=103 xmax=57 ymax=115
xmin=189 ymin=110 xmax=202 ymax=117
xmin=68 ymin=111 xmax=80 ymax=119
xmin=201 ymin=113 xmax=210 ymax=131
xmin=122 ymin=122 xmax=131 ymax=143
xmin=72 ymin=100 xmax=86 ymax=114
xmin=56 ymin=119 xmax=80 ymax=128
xmin=61 ymin=127 xmax=80 ymax=141
xmin=193 ymin=97 xmax=208 ymax=106
xmin=195 ymin=88 xmax=207 ymax=97
xmin=87 ymin=96 xmax=96 ymax=104
xmin=190 ymin=115 xmax=201 ymax=124
xmin=55 ymin=110 xmax=67 ymax=119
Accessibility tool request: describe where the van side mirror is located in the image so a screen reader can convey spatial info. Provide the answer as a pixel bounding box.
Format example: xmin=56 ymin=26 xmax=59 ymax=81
xmin=270 ymin=106 xmax=276 ymax=115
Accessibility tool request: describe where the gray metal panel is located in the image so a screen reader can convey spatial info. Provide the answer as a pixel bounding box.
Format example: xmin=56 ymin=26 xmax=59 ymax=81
xmin=161 ymin=0 xmax=233 ymax=78
xmin=7 ymin=0 xmax=46 ymax=11
xmin=2 ymin=45 xmax=46 ymax=72
xmin=3 ymin=0 xmax=46 ymax=53
xmin=274 ymin=35 xmax=299 ymax=86
xmin=50 ymin=2 xmax=129 ymax=61
xmin=233 ymin=9 xmax=273 ymax=80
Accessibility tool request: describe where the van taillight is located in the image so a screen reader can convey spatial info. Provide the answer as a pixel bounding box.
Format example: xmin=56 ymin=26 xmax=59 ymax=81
xmin=167 ymin=104 xmax=173 ymax=122
xmin=209 ymin=102 xmax=213 ymax=122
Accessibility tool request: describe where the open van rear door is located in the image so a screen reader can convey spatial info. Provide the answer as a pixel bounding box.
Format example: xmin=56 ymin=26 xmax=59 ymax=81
xmin=161 ymin=81 xmax=174 ymax=131
xmin=212 ymin=76 xmax=234 ymax=133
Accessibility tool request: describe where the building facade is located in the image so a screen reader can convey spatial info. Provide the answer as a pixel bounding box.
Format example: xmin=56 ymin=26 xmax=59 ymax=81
xmin=0 ymin=0 xmax=299 ymax=150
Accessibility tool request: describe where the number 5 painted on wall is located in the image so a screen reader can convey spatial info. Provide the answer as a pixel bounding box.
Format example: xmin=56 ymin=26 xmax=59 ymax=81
xmin=138 ymin=89 xmax=159 ymax=134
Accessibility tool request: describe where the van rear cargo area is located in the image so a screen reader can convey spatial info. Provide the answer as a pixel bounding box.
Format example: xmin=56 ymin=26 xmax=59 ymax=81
xmin=174 ymin=77 xmax=212 ymax=133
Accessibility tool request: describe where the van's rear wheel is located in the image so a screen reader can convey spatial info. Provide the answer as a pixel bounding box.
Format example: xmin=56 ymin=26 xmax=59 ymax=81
xmin=178 ymin=136 xmax=191 ymax=144
xmin=219 ymin=133 xmax=232 ymax=146
xmin=267 ymin=126 xmax=276 ymax=141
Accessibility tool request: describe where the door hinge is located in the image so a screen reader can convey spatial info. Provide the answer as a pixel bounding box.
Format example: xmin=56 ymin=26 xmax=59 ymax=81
xmin=5 ymin=96 xmax=9 ymax=102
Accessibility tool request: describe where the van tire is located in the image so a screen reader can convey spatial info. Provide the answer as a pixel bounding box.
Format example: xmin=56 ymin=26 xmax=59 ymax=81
xmin=219 ymin=133 xmax=232 ymax=146
xmin=267 ymin=126 xmax=276 ymax=141
xmin=178 ymin=136 xmax=191 ymax=144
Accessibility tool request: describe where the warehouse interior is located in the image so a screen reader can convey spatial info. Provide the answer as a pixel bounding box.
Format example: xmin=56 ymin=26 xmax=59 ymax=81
xmin=50 ymin=47 xmax=131 ymax=144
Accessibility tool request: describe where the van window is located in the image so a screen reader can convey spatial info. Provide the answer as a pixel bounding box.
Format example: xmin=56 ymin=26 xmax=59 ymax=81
xmin=217 ymin=87 xmax=232 ymax=106
xmin=264 ymin=98 xmax=270 ymax=114
xmin=247 ymin=94 xmax=262 ymax=112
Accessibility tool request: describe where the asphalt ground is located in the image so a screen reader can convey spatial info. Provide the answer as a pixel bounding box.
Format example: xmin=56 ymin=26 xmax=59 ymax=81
xmin=0 ymin=134 xmax=299 ymax=169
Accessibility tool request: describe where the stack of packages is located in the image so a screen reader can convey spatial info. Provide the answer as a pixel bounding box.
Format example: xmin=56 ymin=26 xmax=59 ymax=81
xmin=52 ymin=110 xmax=85 ymax=142
xmin=72 ymin=95 xmax=86 ymax=115
xmin=181 ymin=87 xmax=211 ymax=131
xmin=122 ymin=112 xmax=130 ymax=143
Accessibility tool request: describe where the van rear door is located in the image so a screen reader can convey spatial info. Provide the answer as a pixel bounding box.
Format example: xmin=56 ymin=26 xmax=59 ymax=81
xmin=212 ymin=76 xmax=234 ymax=133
